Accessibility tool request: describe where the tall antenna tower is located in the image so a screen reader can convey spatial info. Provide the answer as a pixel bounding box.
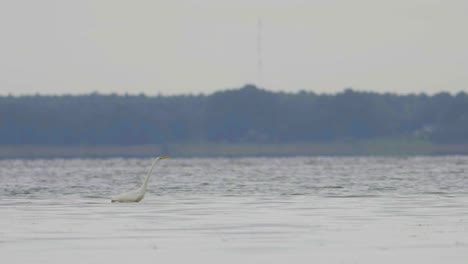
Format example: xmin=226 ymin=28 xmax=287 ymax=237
xmin=257 ymin=17 xmax=263 ymax=88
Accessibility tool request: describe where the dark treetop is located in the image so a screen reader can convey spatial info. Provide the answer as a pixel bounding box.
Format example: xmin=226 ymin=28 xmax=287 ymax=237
xmin=1 ymin=85 xmax=467 ymax=145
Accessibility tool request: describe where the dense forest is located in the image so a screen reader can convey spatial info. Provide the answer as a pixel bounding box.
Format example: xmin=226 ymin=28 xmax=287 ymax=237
xmin=1 ymin=85 xmax=468 ymax=145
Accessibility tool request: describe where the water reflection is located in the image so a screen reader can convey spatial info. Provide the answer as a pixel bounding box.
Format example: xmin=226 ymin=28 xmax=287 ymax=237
xmin=0 ymin=157 xmax=467 ymax=263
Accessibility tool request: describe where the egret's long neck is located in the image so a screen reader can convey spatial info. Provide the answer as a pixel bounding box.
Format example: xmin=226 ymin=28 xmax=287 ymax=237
xmin=141 ymin=158 xmax=160 ymax=191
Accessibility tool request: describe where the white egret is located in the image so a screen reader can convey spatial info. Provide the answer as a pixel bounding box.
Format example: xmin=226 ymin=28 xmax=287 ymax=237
xmin=111 ymin=156 xmax=170 ymax=203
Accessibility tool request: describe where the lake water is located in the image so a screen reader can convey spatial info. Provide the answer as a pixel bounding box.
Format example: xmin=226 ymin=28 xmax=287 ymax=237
xmin=1 ymin=156 xmax=467 ymax=263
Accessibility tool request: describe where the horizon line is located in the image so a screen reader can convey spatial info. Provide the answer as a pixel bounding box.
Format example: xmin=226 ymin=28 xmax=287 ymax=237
xmin=0 ymin=84 xmax=466 ymax=98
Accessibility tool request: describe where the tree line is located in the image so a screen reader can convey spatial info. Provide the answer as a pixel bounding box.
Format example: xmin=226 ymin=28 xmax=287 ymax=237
xmin=1 ymin=85 xmax=467 ymax=145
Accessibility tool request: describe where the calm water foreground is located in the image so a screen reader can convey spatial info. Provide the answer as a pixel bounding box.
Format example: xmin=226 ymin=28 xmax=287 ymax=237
xmin=1 ymin=156 xmax=467 ymax=264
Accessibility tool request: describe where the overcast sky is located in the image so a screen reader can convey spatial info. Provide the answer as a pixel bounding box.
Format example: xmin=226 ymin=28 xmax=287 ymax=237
xmin=1 ymin=0 xmax=467 ymax=95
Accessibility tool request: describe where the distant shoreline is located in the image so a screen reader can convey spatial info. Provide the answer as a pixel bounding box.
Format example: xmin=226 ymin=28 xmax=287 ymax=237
xmin=1 ymin=141 xmax=467 ymax=159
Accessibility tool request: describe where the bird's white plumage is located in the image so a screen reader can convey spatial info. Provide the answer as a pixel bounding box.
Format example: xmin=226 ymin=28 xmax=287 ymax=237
xmin=111 ymin=156 xmax=170 ymax=203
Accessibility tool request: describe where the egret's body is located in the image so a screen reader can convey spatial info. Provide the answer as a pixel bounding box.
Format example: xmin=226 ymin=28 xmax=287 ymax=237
xmin=111 ymin=156 xmax=170 ymax=203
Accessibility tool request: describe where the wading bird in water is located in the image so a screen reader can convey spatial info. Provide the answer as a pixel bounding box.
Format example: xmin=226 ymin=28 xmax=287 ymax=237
xmin=111 ymin=156 xmax=170 ymax=203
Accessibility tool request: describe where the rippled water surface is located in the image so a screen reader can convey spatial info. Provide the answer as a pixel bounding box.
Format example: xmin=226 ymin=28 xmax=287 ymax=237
xmin=1 ymin=156 xmax=468 ymax=263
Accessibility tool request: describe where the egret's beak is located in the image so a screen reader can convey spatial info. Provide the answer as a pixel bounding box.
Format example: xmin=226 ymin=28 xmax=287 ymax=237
xmin=159 ymin=156 xmax=171 ymax=160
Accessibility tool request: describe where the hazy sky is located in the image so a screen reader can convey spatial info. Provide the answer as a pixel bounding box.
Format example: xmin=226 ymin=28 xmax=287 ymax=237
xmin=1 ymin=0 xmax=467 ymax=95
